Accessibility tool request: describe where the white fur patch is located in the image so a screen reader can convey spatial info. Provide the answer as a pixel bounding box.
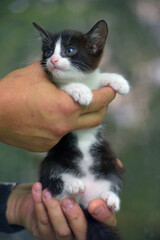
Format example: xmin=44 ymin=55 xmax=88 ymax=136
xmin=74 ymin=127 xmax=99 ymax=172
xmin=56 ymin=174 xmax=85 ymax=203
xmin=100 ymin=73 xmax=130 ymax=95
xmin=54 ymin=38 xmax=61 ymax=56
xmin=100 ymin=191 xmax=120 ymax=212
xmin=62 ymin=83 xmax=93 ymax=105
xmin=80 ymin=174 xmax=112 ymax=209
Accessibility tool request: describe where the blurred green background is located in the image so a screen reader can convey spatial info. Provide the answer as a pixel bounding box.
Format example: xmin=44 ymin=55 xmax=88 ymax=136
xmin=0 ymin=0 xmax=160 ymax=239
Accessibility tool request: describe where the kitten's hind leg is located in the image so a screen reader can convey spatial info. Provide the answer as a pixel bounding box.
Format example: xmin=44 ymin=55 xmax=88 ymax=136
xmin=64 ymin=179 xmax=86 ymax=196
xmin=61 ymin=173 xmax=86 ymax=197
xmin=100 ymin=73 xmax=130 ymax=95
xmin=100 ymin=191 xmax=120 ymax=212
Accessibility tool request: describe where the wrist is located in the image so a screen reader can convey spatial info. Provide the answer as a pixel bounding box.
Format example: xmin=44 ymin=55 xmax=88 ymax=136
xmin=6 ymin=184 xmax=32 ymax=226
xmin=6 ymin=185 xmax=21 ymax=225
xmin=0 ymin=183 xmax=25 ymax=233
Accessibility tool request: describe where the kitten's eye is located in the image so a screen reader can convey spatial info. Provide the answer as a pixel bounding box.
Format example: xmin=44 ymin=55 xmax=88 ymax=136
xmin=65 ymin=47 xmax=77 ymax=57
xmin=44 ymin=49 xmax=53 ymax=58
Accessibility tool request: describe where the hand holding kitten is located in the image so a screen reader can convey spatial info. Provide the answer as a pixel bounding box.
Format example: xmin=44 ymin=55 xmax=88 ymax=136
xmin=0 ymin=61 xmax=115 ymax=152
xmin=6 ymin=182 xmax=118 ymax=240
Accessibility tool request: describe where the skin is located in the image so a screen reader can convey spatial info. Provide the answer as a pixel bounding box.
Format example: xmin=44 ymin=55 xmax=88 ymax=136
xmin=0 ymin=61 xmax=115 ymax=152
xmin=6 ymin=182 xmax=117 ymax=240
xmin=1 ymin=61 xmax=118 ymax=239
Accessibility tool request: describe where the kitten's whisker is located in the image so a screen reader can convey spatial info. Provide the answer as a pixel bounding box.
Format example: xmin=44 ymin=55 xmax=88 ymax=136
xmin=72 ymin=61 xmax=91 ymax=72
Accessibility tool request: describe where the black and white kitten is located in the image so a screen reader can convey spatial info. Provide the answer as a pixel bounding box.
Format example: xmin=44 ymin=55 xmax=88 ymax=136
xmin=33 ymin=20 xmax=130 ymax=240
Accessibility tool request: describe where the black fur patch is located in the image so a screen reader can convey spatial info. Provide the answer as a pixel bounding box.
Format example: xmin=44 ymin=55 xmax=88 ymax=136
xmin=39 ymin=133 xmax=84 ymax=196
xmin=47 ymin=177 xmax=64 ymax=196
xmin=89 ymin=131 xmax=123 ymax=193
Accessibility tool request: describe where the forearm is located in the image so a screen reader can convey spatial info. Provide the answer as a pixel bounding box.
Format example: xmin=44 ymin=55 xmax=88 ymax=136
xmin=0 ymin=77 xmax=11 ymax=139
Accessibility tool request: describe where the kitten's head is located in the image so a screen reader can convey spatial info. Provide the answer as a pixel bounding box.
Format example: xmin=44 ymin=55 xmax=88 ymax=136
xmin=33 ymin=20 xmax=108 ymax=83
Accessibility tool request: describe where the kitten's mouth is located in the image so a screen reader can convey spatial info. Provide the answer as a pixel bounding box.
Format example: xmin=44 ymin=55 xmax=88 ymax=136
xmin=50 ymin=64 xmax=66 ymax=72
xmin=52 ymin=65 xmax=62 ymax=70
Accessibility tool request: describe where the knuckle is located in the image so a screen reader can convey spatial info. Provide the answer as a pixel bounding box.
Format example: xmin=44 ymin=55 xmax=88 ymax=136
xmin=93 ymin=115 xmax=103 ymax=127
xmin=95 ymin=119 xmax=102 ymax=127
xmin=39 ymin=216 xmax=49 ymax=226
xmin=59 ymin=101 xmax=78 ymax=117
xmin=57 ymin=228 xmax=71 ymax=238
xmin=53 ymin=125 xmax=69 ymax=138
xmin=51 ymin=121 xmax=75 ymax=138
xmin=49 ymin=198 xmax=60 ymax=209
xmin=70 ymin=213 xmax=80 ymax=222
xmin=93 ymin=107 xmax=107 ymax=127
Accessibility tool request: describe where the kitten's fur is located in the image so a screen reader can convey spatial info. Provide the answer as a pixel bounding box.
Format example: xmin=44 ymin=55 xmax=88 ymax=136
xmin=33 ymin=20 xmax=130 ymax=240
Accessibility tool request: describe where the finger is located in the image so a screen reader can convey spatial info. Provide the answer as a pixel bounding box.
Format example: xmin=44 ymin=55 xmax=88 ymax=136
xmin=116 ymin=158 xmax=123 ymax=168
xmin=32 ymin=183 xmax=54 ymax=239
xmin=80 ymin=87 xmax=116 ymax=115
xmin=61 ymin=198 xmax=87 ymax=240
xmin=76 ymin=105 xmax=108 ymax=130
xmin=42 ymin=190 xmax=72 ymax=240
xmin=88 ymin=199 xmax=117 ymax=227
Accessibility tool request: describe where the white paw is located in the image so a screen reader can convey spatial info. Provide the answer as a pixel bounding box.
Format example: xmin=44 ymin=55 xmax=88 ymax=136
xmin=64 ymin=179 xmax=86 ymax=196
xmin=101 ymin=73 xmax=130 ymax=95
xmin=62 ymin=83 xmax=93 ymax=106
xmin=100 ymin=191 xmax=120 ymax=212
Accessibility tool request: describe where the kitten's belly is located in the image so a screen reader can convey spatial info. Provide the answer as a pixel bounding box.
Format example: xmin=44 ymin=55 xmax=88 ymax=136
xmin=60 ymin=172 xmax=112 ymax=209
xmin=79 ymin=175 xmax=111 ymax=208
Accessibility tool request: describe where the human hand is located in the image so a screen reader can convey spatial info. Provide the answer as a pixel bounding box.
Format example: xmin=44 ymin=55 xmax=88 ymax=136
xmin=6 ymin=182 xmax=117 ymax=240
xmin=0 ymin=62 xmax=115 ymax=152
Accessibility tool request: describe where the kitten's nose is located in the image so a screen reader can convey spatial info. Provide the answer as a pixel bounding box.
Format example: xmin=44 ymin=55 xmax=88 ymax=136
xmin=51 ymin=57 xmax=59 ymax=65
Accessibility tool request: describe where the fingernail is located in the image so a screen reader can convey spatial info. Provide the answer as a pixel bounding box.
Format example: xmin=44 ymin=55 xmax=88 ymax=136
xmin=34 ymin=183 xmax=42 ymax=193
xmin=62 ymin=199 xmax=75 ymax=210
xmin=93 ymin=206 xmax=105 ymax=217
xmin=43 ymin=190 xmax=52 ymax=199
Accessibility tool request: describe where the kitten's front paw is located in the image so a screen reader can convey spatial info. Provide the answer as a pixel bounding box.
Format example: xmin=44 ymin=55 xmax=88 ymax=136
xmin=62 ymin=83 xmax=93 ymax=106
xmin=64 ymin=179 xmax=86 ymax=196
xmin=101 ymin=73 xmax=130 ymax=95
xmin=100 ymin=191 xmax=120 ymax=212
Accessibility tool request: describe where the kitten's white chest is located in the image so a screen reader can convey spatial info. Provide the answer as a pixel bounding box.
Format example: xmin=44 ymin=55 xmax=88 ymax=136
xmin=74 ymin=128 xmax=99 ymax=172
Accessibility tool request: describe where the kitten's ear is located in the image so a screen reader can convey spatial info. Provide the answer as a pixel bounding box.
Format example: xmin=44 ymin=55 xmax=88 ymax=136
xmin=33 ymin=22 xmax=52 ymax=43
xmin=85 ymin=20 xmax=108 ymax=54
